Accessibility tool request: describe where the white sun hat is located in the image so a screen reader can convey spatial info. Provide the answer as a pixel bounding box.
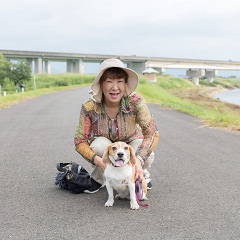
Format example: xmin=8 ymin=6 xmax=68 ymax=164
xmin=90 ymin=58 xmax=138 ymax=102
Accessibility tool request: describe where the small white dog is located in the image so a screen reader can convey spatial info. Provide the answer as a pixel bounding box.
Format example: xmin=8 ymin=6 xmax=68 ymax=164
xmin=103 ymin=141 xmax=146 ymax=210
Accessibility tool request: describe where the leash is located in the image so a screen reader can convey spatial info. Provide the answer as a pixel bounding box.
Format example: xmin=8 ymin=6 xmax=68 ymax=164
xmin=136 ymin=194 xmax=149 ymax=209
xmin=135 ymin=177 xmax=149 ymax=209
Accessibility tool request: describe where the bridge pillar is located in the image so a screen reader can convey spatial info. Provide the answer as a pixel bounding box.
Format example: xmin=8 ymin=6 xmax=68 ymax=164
xmin=127 ymin=62 xmax=145 ymax=74
xmin=205 ymin=70 xmax=218 ymax=83
xmin=74 ymin=59 xmax=84 ymax=73
xmin=44 ymin=61 xmax=51 ymax=74
xmin=35 ymin=57 xmax=43 ymax=74
xmin=67 ymin=60 xmax=74 ymax=73
xmin=186 ymin=69 xmax=205 ymax=85
xmin=67 ymin=59 xmax=84 ymax=73
xmin=26 ymin=58 xmax=33 ymax=73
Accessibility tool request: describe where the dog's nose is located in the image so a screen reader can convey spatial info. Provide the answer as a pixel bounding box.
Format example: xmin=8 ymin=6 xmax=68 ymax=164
xmin=117 ymin=152 xmax=124 ymax=158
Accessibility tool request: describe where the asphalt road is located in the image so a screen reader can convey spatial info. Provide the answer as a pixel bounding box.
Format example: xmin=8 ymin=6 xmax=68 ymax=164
xmin=0 ymin=87 xmax=240 ymax=240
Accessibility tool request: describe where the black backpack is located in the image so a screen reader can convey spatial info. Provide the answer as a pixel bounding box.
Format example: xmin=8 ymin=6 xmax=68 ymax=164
xmin=55 ymin=162 xmax=92 ymax=194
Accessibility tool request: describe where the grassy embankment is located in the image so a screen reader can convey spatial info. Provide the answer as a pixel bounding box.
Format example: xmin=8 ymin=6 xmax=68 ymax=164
xmin=0 ymin=74 xmax=240 ymax=131
xmin=138 ymin=75 xmax=240 ymax=131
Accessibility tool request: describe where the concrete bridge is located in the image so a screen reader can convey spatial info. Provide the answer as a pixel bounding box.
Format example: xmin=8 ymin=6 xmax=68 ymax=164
xmin=1 ymin=49 xmax=240 ymax=85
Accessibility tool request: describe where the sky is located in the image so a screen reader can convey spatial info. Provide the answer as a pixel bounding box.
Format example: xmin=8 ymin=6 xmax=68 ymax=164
xmin=1 ymin=0 xmax=240 ymax=75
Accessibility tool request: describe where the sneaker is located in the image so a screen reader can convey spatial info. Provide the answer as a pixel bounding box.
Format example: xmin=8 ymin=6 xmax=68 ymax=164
xmin=83 ymin=178 xmax=102 ymax=194
xmin=147 ymin=181 xmax=152 ymax=190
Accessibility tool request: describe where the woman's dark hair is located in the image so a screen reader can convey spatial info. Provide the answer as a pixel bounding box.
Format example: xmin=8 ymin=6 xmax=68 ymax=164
xmin=99 ymin=67 xmax=128 ymax=84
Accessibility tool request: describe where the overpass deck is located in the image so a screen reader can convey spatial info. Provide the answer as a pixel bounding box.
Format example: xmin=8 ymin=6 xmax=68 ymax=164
xmin=1 ymin=49 xmax=240 ymax=70
xmin=1 ymin=49 xmax=240 ymax=85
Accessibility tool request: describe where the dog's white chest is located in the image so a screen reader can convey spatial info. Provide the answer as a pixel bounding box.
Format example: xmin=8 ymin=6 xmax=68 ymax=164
xmin=104 ymin=164 xmax=134 ymax=198
xmin=104 ymin=164 xmax=133 ymax=181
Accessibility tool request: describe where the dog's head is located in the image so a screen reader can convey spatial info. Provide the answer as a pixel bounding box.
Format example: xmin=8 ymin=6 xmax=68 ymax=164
xmin=102 ymin=142 xmax=136 ymax=167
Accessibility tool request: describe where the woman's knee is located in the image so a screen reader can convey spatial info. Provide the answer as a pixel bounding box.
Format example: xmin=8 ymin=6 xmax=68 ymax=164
xmin=90 ymin=137 xmax=112 ymax=157
xmin=129 ymin=139 xmax=143 ymax=152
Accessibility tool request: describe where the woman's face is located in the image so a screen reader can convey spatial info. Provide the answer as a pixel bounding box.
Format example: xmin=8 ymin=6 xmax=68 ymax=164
xmin=101 ymin=77 xmax=126 ymax=105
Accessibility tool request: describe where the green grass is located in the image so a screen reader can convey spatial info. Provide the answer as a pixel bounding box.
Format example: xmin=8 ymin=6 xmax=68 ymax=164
xmin=154 ymin=74 xmax=195 ymax=89
xmin=213 ymin=77 xmax=240 ymax=88
xmin=1 ymin=74 xmax=240 ymax=131
xmin=28 ymin=73 xmax=95 ymax=89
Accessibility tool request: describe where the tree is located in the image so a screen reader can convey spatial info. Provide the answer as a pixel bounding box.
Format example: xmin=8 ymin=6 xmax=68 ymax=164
xmin=0 ymin=54 xmax=11 ymax=86
xmin=0 ymin=55 xmax=32 ymax=87
xmin=10 ymin=60 xmax=32 ymax=85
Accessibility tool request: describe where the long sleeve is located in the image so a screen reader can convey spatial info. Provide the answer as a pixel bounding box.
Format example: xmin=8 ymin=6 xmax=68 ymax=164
xmin=132 ymin=94 xmax=159 ymax=161
xmin=74 ymin=103 xmax=96 ymax=162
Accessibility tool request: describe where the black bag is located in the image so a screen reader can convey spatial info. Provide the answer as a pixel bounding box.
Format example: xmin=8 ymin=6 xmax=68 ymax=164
xmin=55 ymin=162 xmax=92 ymax=194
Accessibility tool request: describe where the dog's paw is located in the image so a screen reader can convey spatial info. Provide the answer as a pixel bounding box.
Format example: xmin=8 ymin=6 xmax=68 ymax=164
xmin=142 ymin=193 xmax=148 ymax=200
xmin=130 ymin=201 xmax=139 ymax=210
xmin=105 ymin=200 xmax=114 ymax=207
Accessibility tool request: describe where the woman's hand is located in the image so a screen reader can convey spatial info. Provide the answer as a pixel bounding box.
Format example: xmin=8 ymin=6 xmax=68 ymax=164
xmin=93 ymin=155 xmax=106 ymax=172
xmin=135 ymin=157 xmax=144 ymax=180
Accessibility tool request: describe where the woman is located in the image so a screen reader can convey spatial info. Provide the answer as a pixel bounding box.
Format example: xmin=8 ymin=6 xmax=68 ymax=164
xmin=74 ymin=58 xmax=159 ymax=193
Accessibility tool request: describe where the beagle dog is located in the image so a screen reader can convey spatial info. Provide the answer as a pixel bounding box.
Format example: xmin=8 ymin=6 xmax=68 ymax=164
xmin=103 ymin=141 xmax=147 ymax=210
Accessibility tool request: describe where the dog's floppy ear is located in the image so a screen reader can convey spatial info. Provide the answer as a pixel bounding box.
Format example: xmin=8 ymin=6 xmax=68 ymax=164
xmin=129 ymin=145 xmax=136 ymax=165
xmin=102 ymin=145 xmax=111 ymax=164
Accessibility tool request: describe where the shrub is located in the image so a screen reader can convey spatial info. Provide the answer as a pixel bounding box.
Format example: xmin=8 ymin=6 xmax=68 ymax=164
xmin=54 ymin=80 xmax=69 ymax=87
xmin=2 ymin=77 xmax=17 ymax=94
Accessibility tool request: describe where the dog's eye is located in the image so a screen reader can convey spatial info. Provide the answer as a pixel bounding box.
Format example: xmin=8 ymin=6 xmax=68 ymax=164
xmin=124 ymin=147 xmax=128 ymax=150
xmin=112 ymin=146 xmax=117 ymax=151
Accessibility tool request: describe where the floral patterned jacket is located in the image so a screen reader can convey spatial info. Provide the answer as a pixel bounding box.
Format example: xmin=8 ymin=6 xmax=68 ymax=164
xmin=74 ymin=92 xmax=159 ymax=164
